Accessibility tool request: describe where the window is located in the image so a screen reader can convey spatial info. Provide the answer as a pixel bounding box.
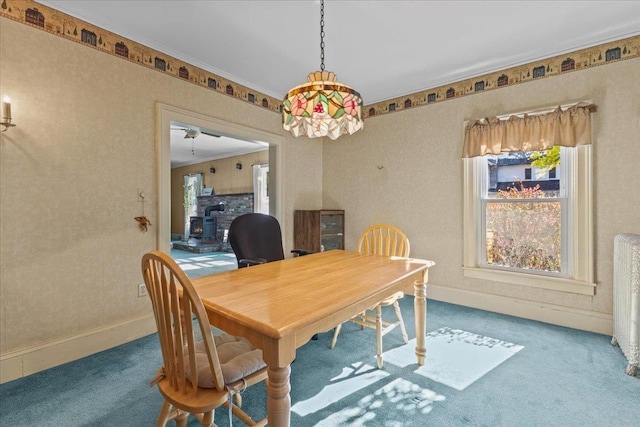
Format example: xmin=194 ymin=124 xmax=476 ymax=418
xmin=183 ymin=173 xmax=203 ymax=240
xmin=462 ymin=104 xmax=595 ymax=295
xmin=484 ymin=149 xmax=565 ymax=273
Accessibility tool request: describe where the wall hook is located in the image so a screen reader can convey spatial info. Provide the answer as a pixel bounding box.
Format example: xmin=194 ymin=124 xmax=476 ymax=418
xmin=135 ymin=190 xmax=151 ymax=232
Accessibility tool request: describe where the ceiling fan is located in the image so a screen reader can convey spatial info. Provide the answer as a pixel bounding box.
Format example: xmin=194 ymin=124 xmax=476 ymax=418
xmin=171 ymin=127 xmax=222 ymax=156
xmin=171 ymin=127 xmax=221 ymax=139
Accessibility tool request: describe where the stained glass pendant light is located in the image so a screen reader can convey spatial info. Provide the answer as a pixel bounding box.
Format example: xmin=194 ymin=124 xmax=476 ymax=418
xmin=282 ymin=0 xmax=363 ymax=140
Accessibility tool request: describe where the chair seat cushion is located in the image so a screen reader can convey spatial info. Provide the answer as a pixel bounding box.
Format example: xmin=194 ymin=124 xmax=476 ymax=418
xmin=187 ymin=334 xmax=266 ymax=388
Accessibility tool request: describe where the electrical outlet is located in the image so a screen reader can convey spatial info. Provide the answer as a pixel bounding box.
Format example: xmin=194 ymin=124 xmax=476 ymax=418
xmin=138 ymin=283 xmax=148 ymax=297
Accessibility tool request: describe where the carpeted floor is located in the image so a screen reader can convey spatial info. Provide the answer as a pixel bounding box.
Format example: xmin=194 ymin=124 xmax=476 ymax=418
xmin=170 ymin=248 xmax=238 ymax=278
xmin=1 ymin=298 xmax=638 ymax=426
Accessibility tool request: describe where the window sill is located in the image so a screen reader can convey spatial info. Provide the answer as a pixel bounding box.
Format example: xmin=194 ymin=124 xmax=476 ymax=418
xmin=463 ymin=267 xmax=596 ymax=296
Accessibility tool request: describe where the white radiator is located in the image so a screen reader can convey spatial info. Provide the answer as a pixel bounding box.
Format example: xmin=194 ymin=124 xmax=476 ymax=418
xmin=611 ymin=233 xmax=640 ymax=376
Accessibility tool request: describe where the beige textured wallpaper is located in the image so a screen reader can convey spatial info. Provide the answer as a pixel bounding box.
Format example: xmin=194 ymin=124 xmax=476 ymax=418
xmin=323 ymin=58 xmax=640 ymax=319
xmin=0 ymin=17 xmax=322 ymax=355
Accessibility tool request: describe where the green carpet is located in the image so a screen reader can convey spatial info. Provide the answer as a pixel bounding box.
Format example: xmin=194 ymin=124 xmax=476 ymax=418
xmin=1 ymin=298 xmax=638 ymax=426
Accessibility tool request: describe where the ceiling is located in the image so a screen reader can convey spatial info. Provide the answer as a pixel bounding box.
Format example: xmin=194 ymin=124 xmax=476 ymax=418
xmin=169 ymin=123 xmax=269 ymax=168
xmin=37 ymin=1 xmax=640 ymax=166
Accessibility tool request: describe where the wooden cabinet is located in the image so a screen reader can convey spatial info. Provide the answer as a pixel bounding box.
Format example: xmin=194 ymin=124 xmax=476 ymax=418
xmin=294 ymin=210 xmax=345 ymax=253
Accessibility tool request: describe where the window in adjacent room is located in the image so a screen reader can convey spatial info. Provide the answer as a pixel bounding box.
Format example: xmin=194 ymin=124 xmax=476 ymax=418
xmin=183 ymin=173 xmax=203 ymax=240
xmin=462 ymin=103 xmax=595 ymax=295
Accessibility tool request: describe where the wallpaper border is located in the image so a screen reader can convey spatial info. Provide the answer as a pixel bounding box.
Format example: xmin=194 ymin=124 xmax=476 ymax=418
xmin=2 ymin=0 xmax=639 ymax=120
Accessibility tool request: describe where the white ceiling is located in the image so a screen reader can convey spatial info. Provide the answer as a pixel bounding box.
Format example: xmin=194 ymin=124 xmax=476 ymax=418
xmin=170 ymin=122 xmax=269 ymax=168
xmin=37 ymin=0 xmax=640 ymax=166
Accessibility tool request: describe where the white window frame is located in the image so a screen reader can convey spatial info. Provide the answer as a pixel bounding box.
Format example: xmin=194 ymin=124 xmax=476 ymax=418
xmin=463 ymin=144 xmax=595 ymax=296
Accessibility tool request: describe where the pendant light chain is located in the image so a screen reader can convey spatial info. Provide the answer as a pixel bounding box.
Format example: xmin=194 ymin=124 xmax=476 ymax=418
xmin=320 ymin=0 xmax=325 ymax=71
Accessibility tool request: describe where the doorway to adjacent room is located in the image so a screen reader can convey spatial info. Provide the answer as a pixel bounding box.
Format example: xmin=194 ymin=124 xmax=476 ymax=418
xmin=156 ymin=103 xmax=284 ymax=255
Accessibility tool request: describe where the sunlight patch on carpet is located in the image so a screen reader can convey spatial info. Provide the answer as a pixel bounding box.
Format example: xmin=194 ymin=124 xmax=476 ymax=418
xmin=177 ymin=264 xmax=201 ymax=271
xmin=190 ymin=256 xmax=219 ymax=261
xmin=204 ymin=260 xmax=235 ymax=266
xmin=384 ymin=327 xmax=524 ymax=391
xmin=312 ymin=378 xmax=445 ymax=426
xmin=174 ymin=257 xmax=234 ymax=271
xmin=291 ymin=362 xmax=389 ymax=417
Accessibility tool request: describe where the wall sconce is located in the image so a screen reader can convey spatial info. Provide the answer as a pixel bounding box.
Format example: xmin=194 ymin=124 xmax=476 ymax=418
xmin=209 ymin=167 xmax=216 ymax=174
xmin=1 ymin=96 xmax=16 ymax=132
xmin=236 ymin=162 xmax=242 ymax=170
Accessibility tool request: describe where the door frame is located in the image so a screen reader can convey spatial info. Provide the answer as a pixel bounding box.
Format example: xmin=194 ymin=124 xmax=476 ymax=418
xmin=156 ymin=103 xmax=284 ymax=253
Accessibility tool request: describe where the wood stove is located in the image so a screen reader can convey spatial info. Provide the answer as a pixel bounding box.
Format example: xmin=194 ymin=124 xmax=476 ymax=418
xmin=189 ymin=216 xmax=217 ymax=239
xmin=189 ymin=203 xmax=225 ymax=240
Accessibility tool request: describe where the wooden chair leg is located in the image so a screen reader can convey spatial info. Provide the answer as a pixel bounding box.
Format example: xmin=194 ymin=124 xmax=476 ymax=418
xmin=175 ymin=410 xmax=189 ymax=427
xmin=156 ymin=401 xmax=172 ymax=427
xmin=330 ymin=323 xmax=342 ymax=349
xmin=393 ymin=301 xmax=409 ymax=344
xmin=201 ymin=410 xmax=214 ymax=427
xmin=376 ymin=305 xmax=384 ymax=368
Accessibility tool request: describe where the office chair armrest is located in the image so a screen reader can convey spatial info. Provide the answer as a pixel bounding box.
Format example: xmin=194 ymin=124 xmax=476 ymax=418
xmin=238 ymin=257 xmax=267 ymax=267
xmin=291 ymin=249 xmax=312 ymax=257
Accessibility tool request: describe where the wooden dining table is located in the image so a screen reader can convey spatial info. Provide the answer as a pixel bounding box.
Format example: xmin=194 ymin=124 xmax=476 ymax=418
xmin=191 ymin=249 xmax=435 ymax=427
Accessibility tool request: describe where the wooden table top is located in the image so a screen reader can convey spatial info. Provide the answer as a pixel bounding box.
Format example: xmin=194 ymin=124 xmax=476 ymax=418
xmin=192 ymin=249 xmax=434 ymax=340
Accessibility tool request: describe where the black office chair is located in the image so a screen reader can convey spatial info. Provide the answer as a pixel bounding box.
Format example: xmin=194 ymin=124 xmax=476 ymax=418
xmin=229 ymin=213 xmax=308 ymax=268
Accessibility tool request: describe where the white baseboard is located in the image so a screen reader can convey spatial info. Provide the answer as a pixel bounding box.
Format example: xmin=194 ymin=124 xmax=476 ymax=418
xmin=0 ymin=314 xmax=157 ymax=384
xmin=427 ymin=284 xmax=613 ymax=336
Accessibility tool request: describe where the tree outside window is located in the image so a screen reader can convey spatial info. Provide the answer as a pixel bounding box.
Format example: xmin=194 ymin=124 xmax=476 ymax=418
xmin=483 ymin=148 xmax=563 ymax=273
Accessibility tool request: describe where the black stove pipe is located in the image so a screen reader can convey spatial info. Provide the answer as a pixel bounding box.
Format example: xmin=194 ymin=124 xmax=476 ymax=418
xmin=204 ymin=203 xmax=225 ymax=216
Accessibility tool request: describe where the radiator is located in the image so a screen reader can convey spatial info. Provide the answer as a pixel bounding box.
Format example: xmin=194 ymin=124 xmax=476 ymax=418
xmin=611 ymin=234 xmax=640 ymax=376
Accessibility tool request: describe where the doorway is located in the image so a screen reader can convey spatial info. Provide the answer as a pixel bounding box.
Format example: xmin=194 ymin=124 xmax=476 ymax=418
xmin=156 ymin=103 xmax=284 ymax=254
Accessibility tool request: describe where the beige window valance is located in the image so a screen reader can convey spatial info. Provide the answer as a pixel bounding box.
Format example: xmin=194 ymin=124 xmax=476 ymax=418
xmin=462 ymin=103 xmax=594 ymax=158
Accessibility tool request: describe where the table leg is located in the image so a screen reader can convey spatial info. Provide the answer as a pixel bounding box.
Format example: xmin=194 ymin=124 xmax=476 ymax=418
xmin=376 ymin=305 xmax=384 ymax=369
xmin=413 ymin=278 xmax=427 ymax=365
xmin=267 ymin=365 xmax=291 ymax=427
